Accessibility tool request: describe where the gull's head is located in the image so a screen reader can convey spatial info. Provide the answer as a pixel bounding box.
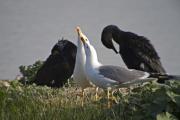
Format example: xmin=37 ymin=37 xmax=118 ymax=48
xmin=75 ymin=26 xmax=90 ymax=45
xmin=75 ymin=26 xmax=90 ymax=48
xmin=75 ymin=26 xmax=98 ymax=60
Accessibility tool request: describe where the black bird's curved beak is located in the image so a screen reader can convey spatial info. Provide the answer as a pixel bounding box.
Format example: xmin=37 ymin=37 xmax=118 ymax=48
xmin=112 ymin=46 xmax=118 ymax=54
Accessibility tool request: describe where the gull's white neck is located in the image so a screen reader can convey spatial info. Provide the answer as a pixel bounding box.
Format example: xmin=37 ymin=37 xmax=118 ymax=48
xmin=74 ymin=37 xmax=86 ymax=73
xmin=85 ymin=44 xmax=101 ymax=68
xmin=76 ymin=38 xmax=85 ymax=60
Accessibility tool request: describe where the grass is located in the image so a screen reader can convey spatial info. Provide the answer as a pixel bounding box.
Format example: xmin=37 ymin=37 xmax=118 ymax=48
xmin=0 ymin=80 xmax=180 ymax=120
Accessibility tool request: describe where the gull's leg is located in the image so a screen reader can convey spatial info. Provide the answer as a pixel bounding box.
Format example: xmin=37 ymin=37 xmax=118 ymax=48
xmin=107 ymin=87 xmax=110 ymax=100
xmin=95 ymin=87 xmax=99 ymax=101
xmin=107 ymin=87 xmax=110 ymax=108
xmin=111 ymin=90 xmax=118 ymax=103
xmin=81 ymin=89 xmax=84 ymax=107
xmin=111 ymin=90 xmax=115 ymax=99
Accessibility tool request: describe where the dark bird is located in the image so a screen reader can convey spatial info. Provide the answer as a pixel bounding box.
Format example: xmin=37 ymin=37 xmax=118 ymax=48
xmin=34 ymin=39 xmax=77 ymax=87
xmin=101 ymin=25 xmax=180 ymax=83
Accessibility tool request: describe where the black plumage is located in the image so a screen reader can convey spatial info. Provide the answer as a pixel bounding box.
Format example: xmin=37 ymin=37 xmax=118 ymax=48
xmin=101 ymin=25 xmax=166 ymax=74
xmin=34 ymin=39 xmax=77 ymax=87
xmin=101 ymin=25 xmax=177 ymax=83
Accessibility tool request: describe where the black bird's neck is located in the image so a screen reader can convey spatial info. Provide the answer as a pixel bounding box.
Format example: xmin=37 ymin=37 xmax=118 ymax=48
xmin=111 ymin=27 xmax=125 ymax=45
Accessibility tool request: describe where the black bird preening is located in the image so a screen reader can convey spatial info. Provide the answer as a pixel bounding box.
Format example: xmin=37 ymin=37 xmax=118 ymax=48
xmin=101 ymin=25 xmax=166 ymax=74
xmin=34 ymin=39 xmax=77 ymax=87
xmin=101 ymin=25 xmax=180 ymax=83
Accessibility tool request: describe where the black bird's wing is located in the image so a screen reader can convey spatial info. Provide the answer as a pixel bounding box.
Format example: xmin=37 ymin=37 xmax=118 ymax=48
xmin=123 ymin=32 xmax=166 ymax=73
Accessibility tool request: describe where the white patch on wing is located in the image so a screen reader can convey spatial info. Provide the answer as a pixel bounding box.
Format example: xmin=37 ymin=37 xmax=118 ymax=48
xmin=140 ymin=63 xmax=145 ymax=69
xmin=139 ymin=72 xmax=149 ymax=79
xmin=129 ymin=69 xmax=133 ymax=71
xmin=112 ymin=38 xmax=119 ymax=52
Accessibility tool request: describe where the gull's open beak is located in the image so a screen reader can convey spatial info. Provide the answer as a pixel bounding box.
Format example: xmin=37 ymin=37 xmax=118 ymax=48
xmin=76 ymin=26 xmax=87 ymax=44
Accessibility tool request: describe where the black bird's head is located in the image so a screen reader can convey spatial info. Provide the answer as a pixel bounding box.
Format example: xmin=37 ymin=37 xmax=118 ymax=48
xmin=101 ymin=25 xmax=121 ymax=54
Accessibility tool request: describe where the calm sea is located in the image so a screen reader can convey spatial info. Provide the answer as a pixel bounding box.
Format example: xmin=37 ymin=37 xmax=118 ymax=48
xmin=0 ymin=0 xmax=180 ymax=79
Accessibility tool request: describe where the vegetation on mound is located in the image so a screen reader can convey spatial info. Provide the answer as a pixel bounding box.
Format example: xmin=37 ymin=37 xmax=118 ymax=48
xmin=0 ymin=61 xmax=179 ymax=120
xmin=19 ymin=60 xmax=44 ymax=84
xmin=0 ymin=80 xmax=180 ymax=120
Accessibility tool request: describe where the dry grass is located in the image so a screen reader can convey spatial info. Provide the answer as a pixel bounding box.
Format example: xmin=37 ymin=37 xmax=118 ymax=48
xmin=0 ymin=80 xmax=180 ymax=120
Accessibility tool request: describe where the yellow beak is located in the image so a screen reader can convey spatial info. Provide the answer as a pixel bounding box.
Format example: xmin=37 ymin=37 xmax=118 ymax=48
xmin=75 ymin=26 xmax=87 ymax=44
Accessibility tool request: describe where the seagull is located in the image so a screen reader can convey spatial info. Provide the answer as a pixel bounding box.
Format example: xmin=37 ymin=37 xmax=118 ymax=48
xmin=78 ymin=26 xmax=156 ymax=103
xmin=73 ymin=27 xmax=94 ymax=105
xmin=101 ymin=25 xmax=167 ymax=82
xmin=34 ymin=39 xmax=77 ymax=87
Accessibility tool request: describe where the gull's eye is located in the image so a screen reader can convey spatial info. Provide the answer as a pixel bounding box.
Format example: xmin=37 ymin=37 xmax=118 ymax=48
xmin=80 ymin=37 xmax=83 ymax=41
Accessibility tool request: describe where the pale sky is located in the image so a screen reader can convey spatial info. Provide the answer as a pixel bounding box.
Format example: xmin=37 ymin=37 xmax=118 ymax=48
xmin=0 ymin=0 xmax=180 ymax=79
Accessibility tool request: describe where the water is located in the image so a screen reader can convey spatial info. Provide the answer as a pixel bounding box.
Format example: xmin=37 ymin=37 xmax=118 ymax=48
xmin=0 ymin=0 xmax=180 ymax=79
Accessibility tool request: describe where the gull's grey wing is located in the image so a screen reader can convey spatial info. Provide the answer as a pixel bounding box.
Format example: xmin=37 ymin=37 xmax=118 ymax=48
xmin=98 ymin=65 xmax=149 ymax=83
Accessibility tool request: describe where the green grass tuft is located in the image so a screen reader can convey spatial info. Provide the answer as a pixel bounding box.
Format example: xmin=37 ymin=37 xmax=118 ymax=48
xmin=0 ymin=80 xmax=180 ymax=120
